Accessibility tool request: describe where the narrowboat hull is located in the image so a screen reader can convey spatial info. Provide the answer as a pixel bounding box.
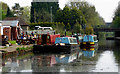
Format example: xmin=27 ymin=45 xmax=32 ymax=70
xmin=80 ymin=42 xmax=98 ymax=49
xmin=33 ymin=44 xmax=80 ymax=53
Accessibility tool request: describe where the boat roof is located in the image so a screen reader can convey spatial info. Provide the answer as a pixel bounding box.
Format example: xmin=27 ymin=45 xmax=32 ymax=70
xmin=58 ymin=37 xmax=77 ymax=39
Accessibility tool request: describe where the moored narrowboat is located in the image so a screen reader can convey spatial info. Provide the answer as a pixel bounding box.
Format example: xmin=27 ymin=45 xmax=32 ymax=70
xmin=33 ymin=34 xmax=60 ymax=53
xmin=33 ymin=36 xmax=79 ymax=53
xmin=80 ymin=35 xmax=98 ymax=49
xmin=54 ymin=37 xmax=79 ymax=53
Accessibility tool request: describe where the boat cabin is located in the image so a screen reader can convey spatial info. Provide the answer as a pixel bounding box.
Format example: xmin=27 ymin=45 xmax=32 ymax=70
xmin=83 ymin=35 xmax=98 ymax=43
xmin=73 ymin=35 xmax=83 ymax=44
xmin=37 ymin=34 xmax=60 ymax=45
xmin=55 ymin=37 xmax=78 ymax=45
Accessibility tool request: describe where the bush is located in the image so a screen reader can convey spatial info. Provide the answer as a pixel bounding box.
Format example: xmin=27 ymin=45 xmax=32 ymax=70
xmin=8 ymin=41 xmax=16 ymax=44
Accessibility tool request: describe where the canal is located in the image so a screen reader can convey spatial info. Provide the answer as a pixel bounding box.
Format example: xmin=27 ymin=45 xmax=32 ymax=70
xmin=0 ymin=38 xmax=120 ymax=73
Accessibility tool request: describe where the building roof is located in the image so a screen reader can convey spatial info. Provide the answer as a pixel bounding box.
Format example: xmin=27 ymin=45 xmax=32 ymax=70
xmin=0 ymin=20 xmax=19 ymax=27
xmin=4 ymin=17 xmax=29 ymax=26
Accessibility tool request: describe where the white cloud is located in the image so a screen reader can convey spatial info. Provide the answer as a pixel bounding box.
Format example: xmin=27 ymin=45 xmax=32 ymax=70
xmin=86 ymin=0 xmax=119 ymax=22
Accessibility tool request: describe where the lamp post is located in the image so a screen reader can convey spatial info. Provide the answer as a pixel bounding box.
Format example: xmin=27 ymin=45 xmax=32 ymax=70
xmin=51 ymin=6 xmax=52 ymax=22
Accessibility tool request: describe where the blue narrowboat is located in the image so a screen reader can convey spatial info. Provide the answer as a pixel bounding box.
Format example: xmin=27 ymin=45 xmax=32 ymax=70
xmin=72 ymin=34 xmax=83 ymax=44
xmin=54 ymin=37 xmax=79 ymax=53
xmin=80 ymin=35 xmax=98 ymax=49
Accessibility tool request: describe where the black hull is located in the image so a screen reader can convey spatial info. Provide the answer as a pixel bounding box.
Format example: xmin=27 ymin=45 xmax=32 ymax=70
xmin=33 ymin=44 xmax=79 ymax=54
xmin=80 ymin=42 xmax=98 ymax=50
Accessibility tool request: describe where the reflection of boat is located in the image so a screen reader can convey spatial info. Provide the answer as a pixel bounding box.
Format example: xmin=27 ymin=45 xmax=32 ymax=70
xmin=80 ymin=35 xmax=98 ymax=49
xmin=55 ymin=53 xmax=78 ymax=63
xmin=83 ymin=50 xmax=95 ymax=57
xmin=82 ymin=47 xmax=98 ymax=58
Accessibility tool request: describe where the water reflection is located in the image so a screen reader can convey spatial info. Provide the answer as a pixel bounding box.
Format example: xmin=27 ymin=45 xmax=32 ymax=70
xmin=2 ymin=52 xmax=33 ymax=72
xmin=1 ymin=39 xmax=120 ymax=72
xmin=92 ymin=50 xmax=118 ymax=72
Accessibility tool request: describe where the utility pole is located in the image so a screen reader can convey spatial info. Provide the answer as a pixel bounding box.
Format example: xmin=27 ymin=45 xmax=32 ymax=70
xmin=51 ymin=6 xmax=52 ymax=22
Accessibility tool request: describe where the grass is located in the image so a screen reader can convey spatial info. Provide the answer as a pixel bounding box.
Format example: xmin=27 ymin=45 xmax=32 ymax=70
xmin=0 ymin=46 xmax=7 ymax=49
xmin=16 ymin=46 xmax=33 ymax=51
xmin=8 ymin=40 xmax=16 ymax=44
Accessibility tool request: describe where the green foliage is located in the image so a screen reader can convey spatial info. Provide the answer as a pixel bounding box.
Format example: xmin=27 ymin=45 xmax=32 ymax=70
xmin=29 ymin=22 xmax=66 ymax=35
xmin=85 ymin=24 xmax=94 ymax=35
xmin=0 ymin=2 xmax=9 ymax=20
xmin=112 ymin=3 xmax=120 ymax=28
xmin=8 ymin=40 xmax=16 ymax=44
xmin=6 ymin=7 xmax=14 ymax=17
xmin=16 ymin=46 xmax=33 ymax=51
xmin=68 ymin=1 xmax=105 ymax=26
xmin=73 ymin=22 xmax=83 ymax=33
xmin=112 ymin=17 xmax=120 ymax=28
xmin=34 ymin=9 xmax=51 ymax=22
xmin=66 ymin=31 xmax=72 ymax=36
xmin=30 ymin=2 xmax=59 ymax=23
xmin=20 ymin=6 xmax=31 ymax=23
xmin=12 ymin=3 xmax=24 ymax=16
xmin=55 ymin=5 xmax=87 ymax=28
xmin=66 ymin=23 xmax=71 ymax=31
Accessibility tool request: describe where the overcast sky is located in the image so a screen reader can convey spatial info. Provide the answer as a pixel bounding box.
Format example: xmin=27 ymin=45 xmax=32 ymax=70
xmin=0 ymin=0 xmax=120 ymax=22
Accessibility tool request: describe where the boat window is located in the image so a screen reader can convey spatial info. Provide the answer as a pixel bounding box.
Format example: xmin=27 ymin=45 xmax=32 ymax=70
xmin=69 ymin=38 xmax=77 ymax=43
xmin=94 ymin=36 xmax=97 ymax=41
xmin=44 ymin=28 xmax=51 ymax=30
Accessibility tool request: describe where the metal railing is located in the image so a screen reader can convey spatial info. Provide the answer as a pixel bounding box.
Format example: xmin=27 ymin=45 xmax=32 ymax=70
xmin=23 ymin=30 xmax=55 ymax=35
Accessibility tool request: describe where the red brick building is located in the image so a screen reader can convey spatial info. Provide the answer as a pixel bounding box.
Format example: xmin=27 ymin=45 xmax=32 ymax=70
xmin=1 ymin=20 xmax=21 ymax=40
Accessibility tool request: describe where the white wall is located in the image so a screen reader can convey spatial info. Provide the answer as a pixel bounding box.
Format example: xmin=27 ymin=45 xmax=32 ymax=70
xmin=0 ymin=23 xmax=3 ymax=35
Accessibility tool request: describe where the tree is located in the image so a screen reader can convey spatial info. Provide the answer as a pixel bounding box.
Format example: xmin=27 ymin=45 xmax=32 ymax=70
xmin=0 ymin=2 xmax=9 ymax=20
xmin=35 ymin=9 xmax=51 ymax=22
xmin=85 ymin=24 xmax=94 ymax=35
xmin=112 ymin=3 xmax=120 ymax=28
xmin=66 ymin=23 xmax=71 ymax=31
xmin=73 ymin=22 xmax=83 ymax=33
xmin=20 ymin=6 xmax=30 ymax=23
xmin=6 ymin=7 xmax=14 ymax=17
xmin=12 ymin=3 xmax=24 ymax=16
xmin=30 ymin=2 xmax=59 ymax=23
xmin=55 ymin=5 xmax=87 ymax=28
xmin=68 ymin=1 xmax=105 ymax=26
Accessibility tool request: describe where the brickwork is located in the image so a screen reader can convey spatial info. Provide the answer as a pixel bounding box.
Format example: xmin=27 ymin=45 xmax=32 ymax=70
xmin=11 ymin=27 xmax=18 ymax=40
xmin=3 ymin=27 xmax=11 ymax=40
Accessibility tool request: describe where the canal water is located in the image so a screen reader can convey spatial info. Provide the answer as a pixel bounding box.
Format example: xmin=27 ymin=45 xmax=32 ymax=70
xmin=0 ymin=38 xmax=120 ymax=73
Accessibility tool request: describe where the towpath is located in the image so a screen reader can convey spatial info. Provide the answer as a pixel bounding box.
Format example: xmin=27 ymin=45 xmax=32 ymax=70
xmin=0 ymin=44 xmax=33 ymax=52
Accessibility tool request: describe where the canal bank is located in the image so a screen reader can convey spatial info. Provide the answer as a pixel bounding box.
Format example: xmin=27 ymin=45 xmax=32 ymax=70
xmin=0 ymin=44 xmax=33 ymax=52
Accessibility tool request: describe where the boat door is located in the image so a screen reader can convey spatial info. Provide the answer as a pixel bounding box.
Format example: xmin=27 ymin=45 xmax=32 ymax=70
xmin=41 ymin=34 xmax=47 ymax=45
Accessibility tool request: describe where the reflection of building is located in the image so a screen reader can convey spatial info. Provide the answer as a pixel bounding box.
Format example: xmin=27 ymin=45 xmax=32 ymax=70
xmin=2 ymin=57 xmax=32 ymax=72
xmin=0 ymin=20 xmax=21 ymax=40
